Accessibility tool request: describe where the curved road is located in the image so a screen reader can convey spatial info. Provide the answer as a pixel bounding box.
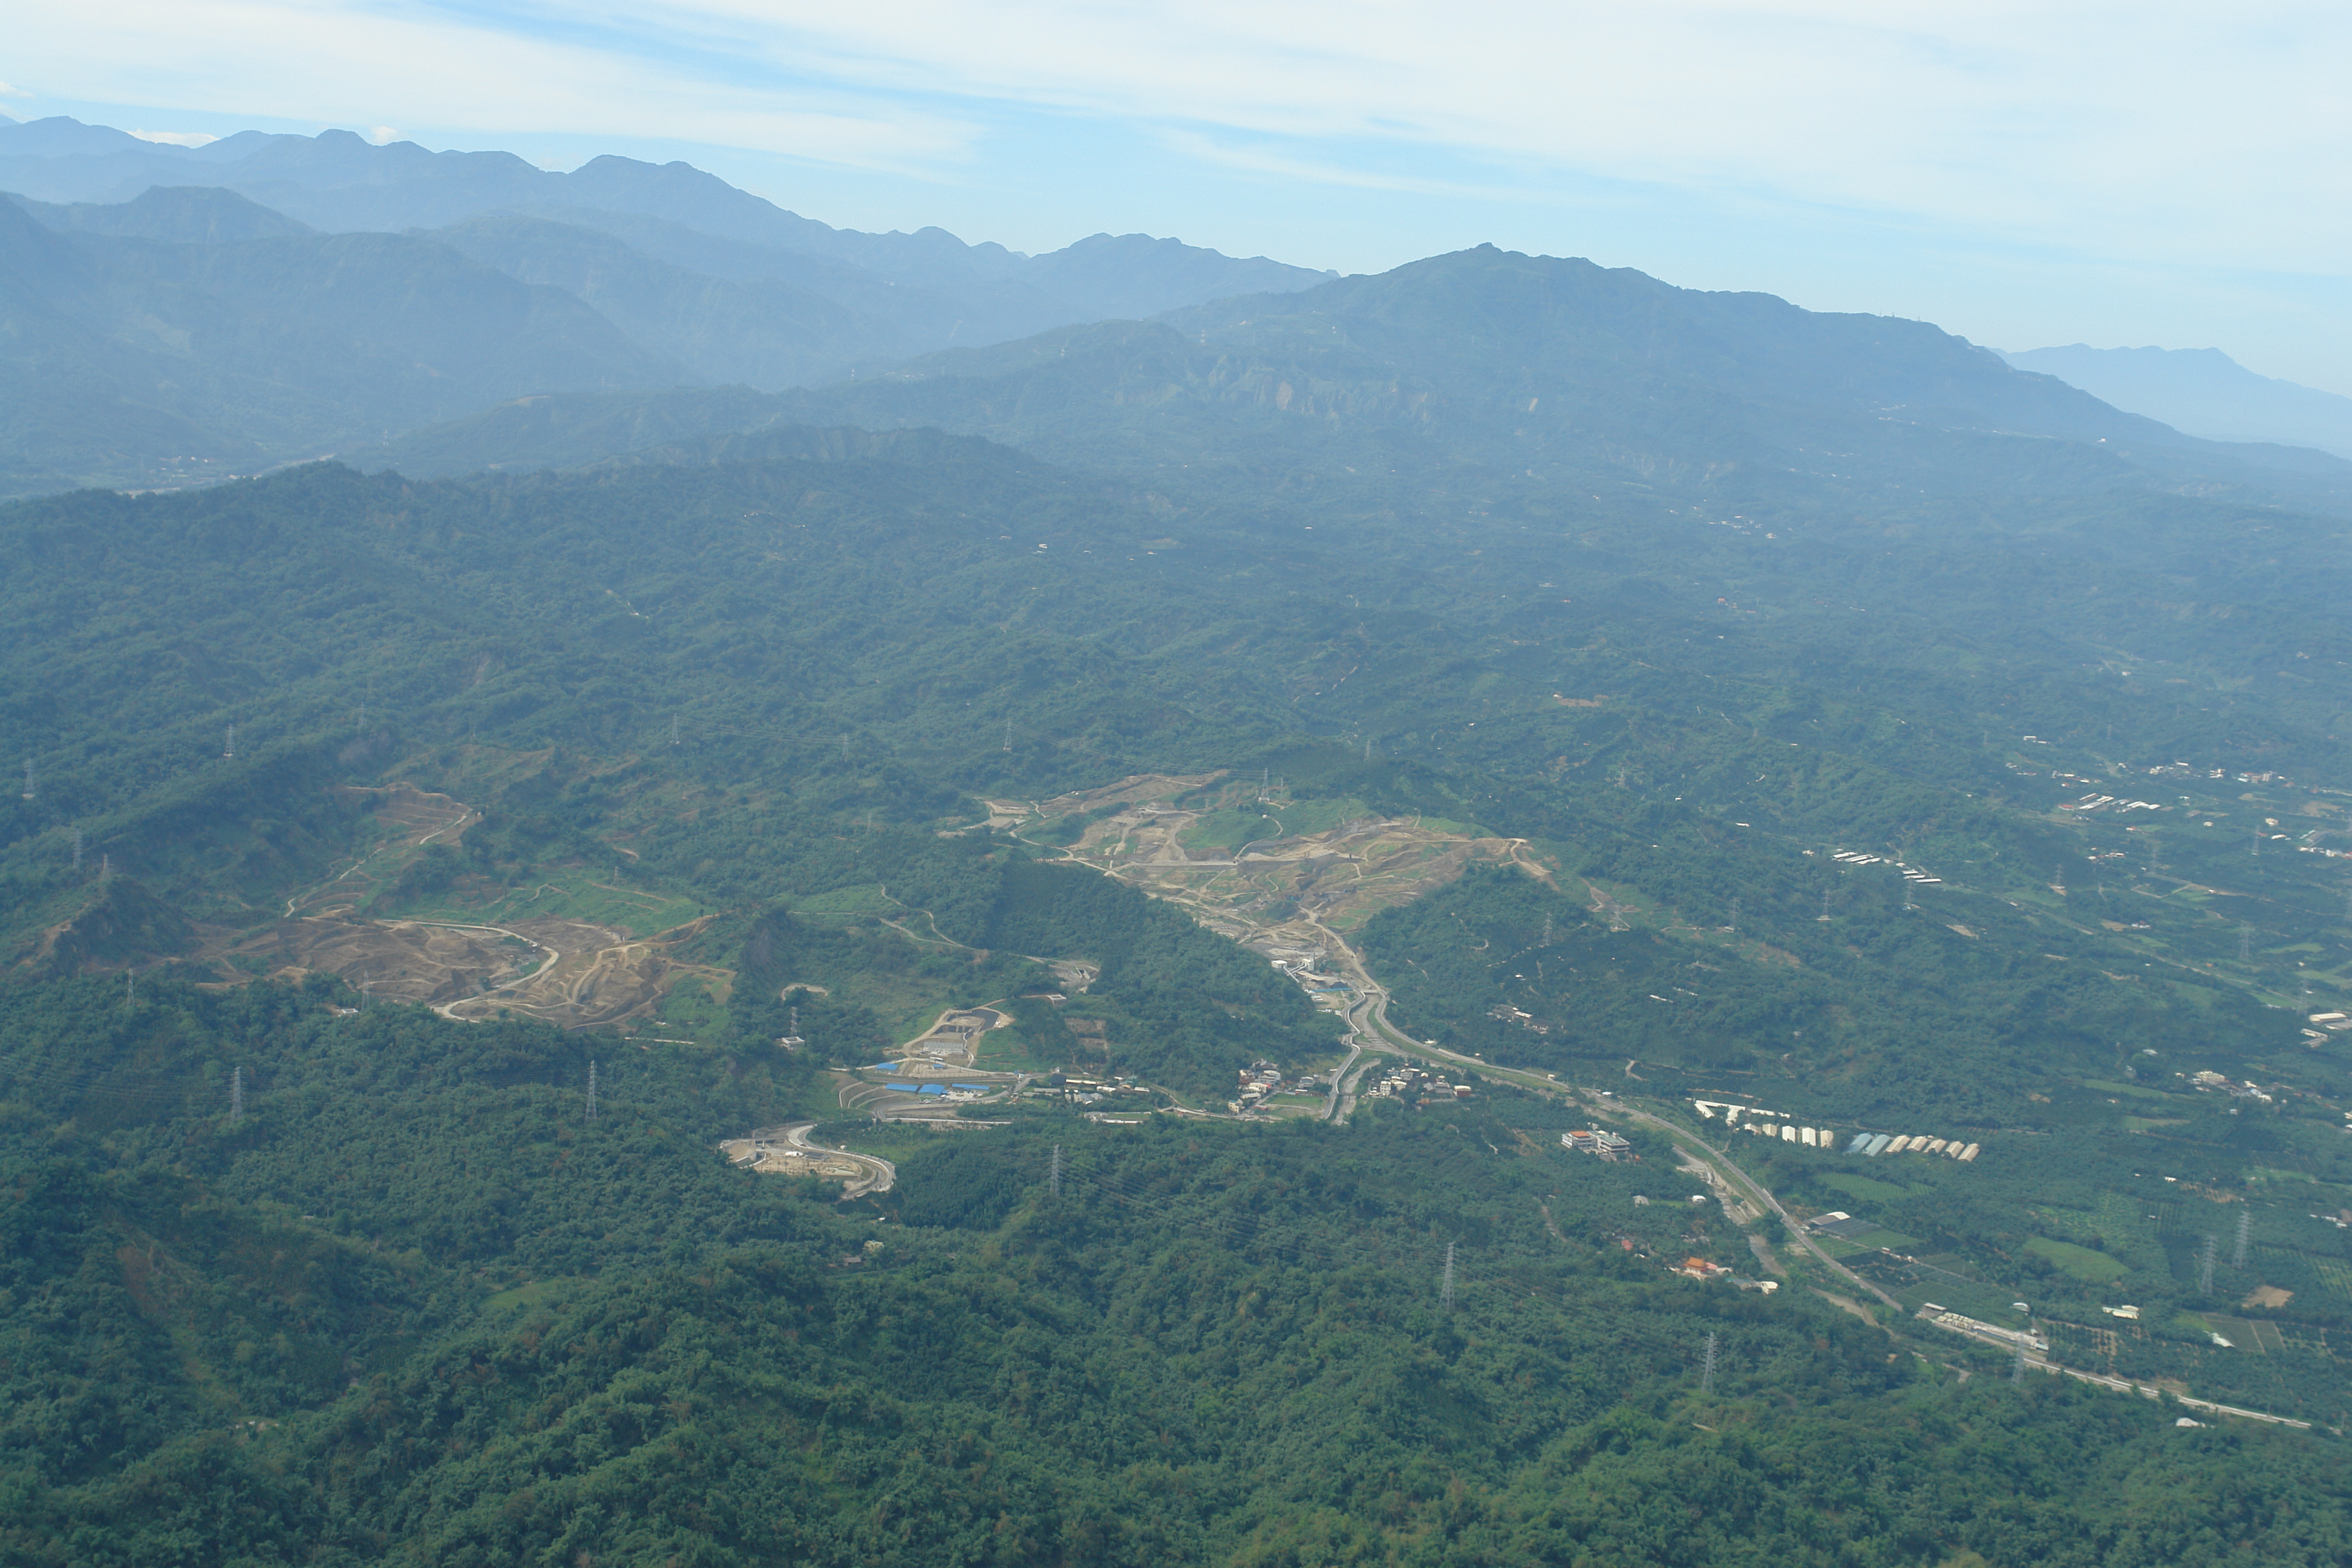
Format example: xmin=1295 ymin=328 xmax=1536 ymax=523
xmin=1289 ymin=901 xmax=1900 ymax=1305
xmin=771 ymin=1122 xmax=897 ymax=1197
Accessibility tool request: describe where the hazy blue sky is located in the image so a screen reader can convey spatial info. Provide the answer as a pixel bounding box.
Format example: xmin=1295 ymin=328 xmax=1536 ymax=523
xmin=9 ymin=2 xmax=2350 ymax=393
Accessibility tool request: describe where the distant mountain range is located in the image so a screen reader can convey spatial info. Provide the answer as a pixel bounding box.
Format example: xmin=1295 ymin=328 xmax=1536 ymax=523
xmin=1999 ymin=344 xmax=2352 ymax=460
xmin=0 ymin=115 xmax=1332 ymax=493
xmin=361 ymin=246 xmax=2352 ymax=517
xmin=2 ymin=113 xmax=2348 ymax=509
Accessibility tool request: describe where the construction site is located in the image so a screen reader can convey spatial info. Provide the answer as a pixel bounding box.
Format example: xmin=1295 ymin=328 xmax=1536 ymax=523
xmin=175 ymin=783 xmax=726 ymax=1028
xmin=1006 ymin=771 xmax=1552 ymax=1009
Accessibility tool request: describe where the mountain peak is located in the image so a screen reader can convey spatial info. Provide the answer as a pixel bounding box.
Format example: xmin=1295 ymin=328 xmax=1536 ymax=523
xmin=15 ymin=184 xmax=317 ymax=244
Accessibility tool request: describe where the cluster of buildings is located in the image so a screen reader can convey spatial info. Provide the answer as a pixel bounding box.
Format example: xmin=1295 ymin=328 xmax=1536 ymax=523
xmin=1365 ymin=1062 xmax=1474 ymax=1105
xmin=1487 ymin=1002 xmax=1549 ymax=1033
xmin=2060 ymin=792 xmax=2167 ymax=815
xmin=1561 ymin=1128 xmax=1632 ymax=1160
xmin=1847 ymin=1132 xmax=1980 ymax=1160
xmin=1693 ymin=1100 xmax=1838 ymax=1147
xmin=2188 ymin=1069 xmax=2276 ymax=1105
xmin=1829 ymin=849 xmax=1942 ymax=884
xmin=1027 ymin=1074 xmax=1151 ymax=1106
xmin=1691 ymin=1099 xmax=1789 ymax=1128
xmin=1264 ymin=947 xmax=1350 ymax=994
xmin=1694 ymin=1100 xmax=1981 ymax=1160
xmin=1230 ymin=1061 xmax=1289 ymax=1113
xmin=1751 ymin=1121 xmax=1837 ymax=1148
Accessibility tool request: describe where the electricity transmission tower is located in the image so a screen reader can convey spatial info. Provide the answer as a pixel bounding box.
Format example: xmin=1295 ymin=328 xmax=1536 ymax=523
xmin=586 ymin=1060 xmax=598 ymax=1123
xmin=2234 ymin=1209 xmax=2250 ymax=1269
xmin=230 ymin=1065 xmax=243 ymax=1125
xmin=1441 ymin=1242 xmax=1456 ymax=1310
xmin=1050 ymin=1145 xmax=1063 ymax=1201
xmin=1700 ymin=1331 xmax=1719 ymax=1396
xmin=2199 ymin=1234 xmax=2218 ymax=1295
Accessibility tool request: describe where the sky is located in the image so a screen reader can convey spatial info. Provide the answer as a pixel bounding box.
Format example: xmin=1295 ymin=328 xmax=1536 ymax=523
xmin=7 ymin=2 xmax=2350 ymax=393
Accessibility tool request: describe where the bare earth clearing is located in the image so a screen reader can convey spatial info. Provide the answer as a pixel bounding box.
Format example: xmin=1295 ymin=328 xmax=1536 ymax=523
xmin=193 ymin=784 xmax=723 ymax=1028
xmin=1037 ymin=771 xmax=1550 ymax=996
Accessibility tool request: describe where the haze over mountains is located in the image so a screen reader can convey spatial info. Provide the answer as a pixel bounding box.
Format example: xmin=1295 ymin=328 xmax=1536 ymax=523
xmin=2000 ymin=344 xmax=2352 ymax=461
xmin=0 ymin=114 xmax=1330 ymax=494
xmin=4 ymin=112 xmax=2348 ymax=505
xmin=362 ymin=246 xmax=2352 ymax=524
xmin=10 ymin=105 xmax=2352 ymax=1558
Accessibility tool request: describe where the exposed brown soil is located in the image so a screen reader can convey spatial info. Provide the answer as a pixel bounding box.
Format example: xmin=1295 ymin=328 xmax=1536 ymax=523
xmin=182 ymin=784 xmax=724 ymax=1028
xmin=206 ymin=912 xmax=724 ymax=1029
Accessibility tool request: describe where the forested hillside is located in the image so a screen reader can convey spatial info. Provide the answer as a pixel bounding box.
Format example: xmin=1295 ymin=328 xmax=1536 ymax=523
xmin=8 ymin=187 xmax=2352 ymax=1553
xmin=4 ymin=974 xmax=2347 ymax=1564
xmin=7 ymin=417 xmax=2352 ymax=1102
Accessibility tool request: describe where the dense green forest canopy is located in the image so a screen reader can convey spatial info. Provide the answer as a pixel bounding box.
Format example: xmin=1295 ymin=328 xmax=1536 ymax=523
xmin=4 ymin=974 xmax=2350 ymax=1564
xmin=8 ymin=236 xmax=2352 ymax=1554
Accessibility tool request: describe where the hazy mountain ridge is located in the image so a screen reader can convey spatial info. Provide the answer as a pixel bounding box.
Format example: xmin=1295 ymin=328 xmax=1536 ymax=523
xmin=0 ymin=196 xmax=688 ymax=494
xmin=361 ymin=246 xmax=2349 ymax=518
xmin=9 ymin=183 xmax=315 ymax=244
xmin=2002 ymin=343 xmax=2352 ymax=460
xmin=0 ymin=116 xmax=1331 ymax=302
xmin=0 ymin=116 xmax=1339 ymax=492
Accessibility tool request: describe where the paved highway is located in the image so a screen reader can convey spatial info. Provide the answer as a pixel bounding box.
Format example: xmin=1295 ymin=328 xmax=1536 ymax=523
xmin=762 ymin=1122 xmax=897 ymax=1197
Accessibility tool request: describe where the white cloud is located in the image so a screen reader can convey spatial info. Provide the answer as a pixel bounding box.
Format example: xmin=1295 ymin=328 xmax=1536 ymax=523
xmin=5 ymin=1 xmax=976 ymax=171
xmin=656 ymin=0 xmax=2351 ymax=271
xmin=4 ymin=2 xmax=2347 ymax=273
xmin=130 ymin=129 xmax=219 ymax=146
